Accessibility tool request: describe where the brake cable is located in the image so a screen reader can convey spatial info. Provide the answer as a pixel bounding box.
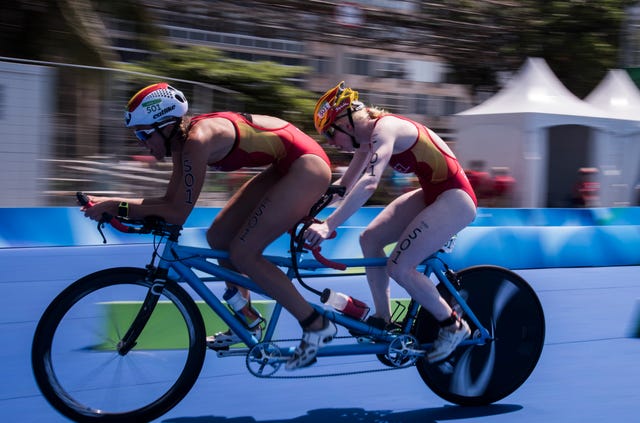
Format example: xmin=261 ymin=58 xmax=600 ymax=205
xmin=288 ymin=187 xmax=346 ymax=297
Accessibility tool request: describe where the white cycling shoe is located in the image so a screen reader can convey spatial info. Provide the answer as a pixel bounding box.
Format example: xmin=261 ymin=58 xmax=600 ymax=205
xmin=206 ymin=325 xmax=262 ymax=350
xmin=427 ymin=317 xmax=471 ymax=363
xmin=286 ymin=317 xmax=337 ymax=371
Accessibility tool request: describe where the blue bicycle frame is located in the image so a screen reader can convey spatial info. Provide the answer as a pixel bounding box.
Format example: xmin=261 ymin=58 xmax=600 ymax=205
xmin=157 ymin=236 xmax=492 ymax=359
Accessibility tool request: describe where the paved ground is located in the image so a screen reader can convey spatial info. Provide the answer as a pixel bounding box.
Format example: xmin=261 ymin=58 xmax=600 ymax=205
xmin=1 ymin=245 xmax=639 ymax=422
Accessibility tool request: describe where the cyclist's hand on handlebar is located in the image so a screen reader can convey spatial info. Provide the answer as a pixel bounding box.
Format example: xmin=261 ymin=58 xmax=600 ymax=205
xmin=81 ymin=196 xmax=119 ymax=222
xmin=303 ymin=221 xmax=333 ymax=249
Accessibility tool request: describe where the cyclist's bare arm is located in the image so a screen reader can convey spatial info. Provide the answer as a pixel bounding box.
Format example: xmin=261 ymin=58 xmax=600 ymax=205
xmin=310 ymin=139 xmax=394 ymax=242
xmin=325 ymin=141 xmax=393 ymax=234
xmin=84 ymin=142 xmax=208 ymax=225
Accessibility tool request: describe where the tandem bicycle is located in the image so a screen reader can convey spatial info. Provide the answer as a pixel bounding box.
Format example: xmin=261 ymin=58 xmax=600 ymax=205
xmin=31 ymin=187 xmax=545 ymax=422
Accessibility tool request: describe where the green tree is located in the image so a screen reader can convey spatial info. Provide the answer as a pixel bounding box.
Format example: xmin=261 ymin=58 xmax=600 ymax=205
xmin=119 ymin=46 xmax=317 ymax=132
xmin=424 ymin=0 xmax=635 ymax=97
xmin=0 ymin=0 xmax=129 ymax=65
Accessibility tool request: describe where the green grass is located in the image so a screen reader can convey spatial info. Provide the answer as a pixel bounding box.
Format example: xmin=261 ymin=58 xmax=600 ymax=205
xmin=98 ymin=301 xmax=274 ymax=350
xmin=98 ymin=298 xmax=411 ymax=350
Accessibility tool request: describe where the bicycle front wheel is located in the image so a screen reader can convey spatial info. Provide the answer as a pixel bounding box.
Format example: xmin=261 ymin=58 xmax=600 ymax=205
xmin=31 ymin=267 xmax=206 ymax=423
xmin=414 ymin=265 xmax=545 ymax=406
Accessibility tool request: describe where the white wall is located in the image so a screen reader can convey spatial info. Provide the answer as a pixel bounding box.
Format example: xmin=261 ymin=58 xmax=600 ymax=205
xmin=0 ymin=61 xmax=54 ymax=206
xmin=406 ymin=60 xmax=447 ymax=83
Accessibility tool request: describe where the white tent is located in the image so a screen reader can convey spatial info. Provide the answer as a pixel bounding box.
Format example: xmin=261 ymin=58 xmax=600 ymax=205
xmin=453 ymin=57 xmax=627 ymax=207
xmin=585 ymin=69 xmax=640 ymax=205
xmin=585 ymin=69 xmax=640 ymax=120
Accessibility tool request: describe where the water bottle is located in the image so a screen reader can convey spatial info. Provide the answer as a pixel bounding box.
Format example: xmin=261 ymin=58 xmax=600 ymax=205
xmin=223 ymin=287 xmax=263 ymax=329
xmin=321 ymin=288 xmax=369 ymax=320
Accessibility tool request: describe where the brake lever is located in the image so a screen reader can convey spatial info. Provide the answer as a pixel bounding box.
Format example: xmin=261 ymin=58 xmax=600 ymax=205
xmin=96 ymin=216 xmax=109 ymax=244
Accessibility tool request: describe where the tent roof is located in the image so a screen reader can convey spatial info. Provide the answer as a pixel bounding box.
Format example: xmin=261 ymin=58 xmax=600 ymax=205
xmin=585 ymin=69 xmax=640 ymax=121
xmin=457 ymin=57 xmax=610 ymax=118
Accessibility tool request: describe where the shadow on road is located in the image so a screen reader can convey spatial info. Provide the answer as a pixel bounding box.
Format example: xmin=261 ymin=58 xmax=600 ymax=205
xmin=163 ymin=403 xmax=523 ymax=423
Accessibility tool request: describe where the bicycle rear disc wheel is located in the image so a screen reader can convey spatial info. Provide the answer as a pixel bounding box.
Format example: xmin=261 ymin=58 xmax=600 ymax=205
xmin=31 ymin=267 xmax=206 ymax=422
xmin=414 ymin=265 xmax=545 ymax=406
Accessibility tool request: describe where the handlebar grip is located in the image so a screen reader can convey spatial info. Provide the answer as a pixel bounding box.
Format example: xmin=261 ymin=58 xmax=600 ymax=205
xmin=76 ymin=191 xmax=91 ymax=207
xmin=105 ymin=216 xmax=133 ymax=233
xmin=305 ymin=243 xmax=347 ymax=271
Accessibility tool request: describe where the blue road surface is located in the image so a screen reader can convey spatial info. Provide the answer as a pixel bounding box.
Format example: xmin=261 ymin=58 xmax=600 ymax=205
xmin=1 ymin=245 xmax=639 ymax=422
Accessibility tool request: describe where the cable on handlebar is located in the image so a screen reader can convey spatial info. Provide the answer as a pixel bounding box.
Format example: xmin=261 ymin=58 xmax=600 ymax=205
xmin=76 ymin=192 xmax=131 ymax=243
xmin=289 ymin=186 xmax=347 ymax=297
xmin=76 ymin=192 xmax=181 ymax=244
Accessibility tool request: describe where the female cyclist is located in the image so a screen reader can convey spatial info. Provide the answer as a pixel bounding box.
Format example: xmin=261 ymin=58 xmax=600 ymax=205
xmin=304 ymin=82 xmax=477 ymax=362
xmin=83 ymin=82 xmax=336 ymax=370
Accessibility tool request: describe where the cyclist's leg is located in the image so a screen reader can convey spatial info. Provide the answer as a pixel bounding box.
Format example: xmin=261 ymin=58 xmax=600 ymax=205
xmin=228 ymin=155 xmax=332 ymax=327
xmin=207 ymin=170 xmax=272 ymax=279
xmin=384 ymin=189 xmax=475 ymax=361
xmin=207 ymin=170 xmax=275 ymax=250
xmin=228 ymin=155 xmax=335 ymax=369
xmin=386 ymin=189 xmax=475 ymax=320
xmin=206 ymin=172 xmax=274 ymax=346
xmin=208 ymin=170 xmax=275 ymax=283
xmin=359 ymin=188 xmax=426 ymax=322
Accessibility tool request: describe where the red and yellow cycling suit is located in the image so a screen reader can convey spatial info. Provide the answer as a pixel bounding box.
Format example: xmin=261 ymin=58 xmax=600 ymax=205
xmin=382 ymin=114 xmax=477 ymax=206
xmin=189 ymin=112 xmax=330 ymax=173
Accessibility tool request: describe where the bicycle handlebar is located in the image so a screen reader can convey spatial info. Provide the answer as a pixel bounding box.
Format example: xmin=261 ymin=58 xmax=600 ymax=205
xmin=76 ymin=192 xmax=181 ymax=243
xmin=308 ymin=246 xmax=347 ymax=271
xmin=76 ymin=187 xmax=347 ymax=271
xmin=301 ymin=230 xmax=347 ymax=271
xmin=76 ymin=192 xmax=134 ymax=235
xmin=289 ymin=185 xmax=348 ymax=271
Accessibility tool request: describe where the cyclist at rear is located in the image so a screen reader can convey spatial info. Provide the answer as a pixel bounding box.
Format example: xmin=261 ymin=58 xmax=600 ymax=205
xmin=82 ymin=83 xmax=336 ymax=370
xmin=304 ymin=82 xmax=477 ymax=362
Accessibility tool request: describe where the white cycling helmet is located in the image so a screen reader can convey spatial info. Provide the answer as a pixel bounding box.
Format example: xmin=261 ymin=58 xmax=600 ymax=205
xmin=124 ymin=82 xmax=188 ymax=127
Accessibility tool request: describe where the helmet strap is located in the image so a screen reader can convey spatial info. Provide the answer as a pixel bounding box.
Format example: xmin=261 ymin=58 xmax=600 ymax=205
xmin=346 ymin=109 xmax=359 ymax=149
xmin=332 ymin=108 xmax=359 ymax=149
xmin=157 ymin=118 xmax=181 ymax=157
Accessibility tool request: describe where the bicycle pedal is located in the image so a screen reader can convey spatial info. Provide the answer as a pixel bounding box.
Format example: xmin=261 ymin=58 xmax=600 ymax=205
xmin=288 ymin=356 xmax=318 ymax=370
xmin=300 ymin=357 xmax=318 ymax=368
xmin=207 ymin=345 xmax=230 ymax=352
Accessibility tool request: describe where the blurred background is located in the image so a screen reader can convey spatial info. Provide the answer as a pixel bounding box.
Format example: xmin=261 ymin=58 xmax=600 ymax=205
xmin=1 ymin=0 xmax=640 ymax=208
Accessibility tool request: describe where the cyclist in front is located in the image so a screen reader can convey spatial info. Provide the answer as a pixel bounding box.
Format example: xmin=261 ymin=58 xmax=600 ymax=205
xmin=304 ymin=82 xmax=477 ymax=362
xmin=82 ymin=82 xmax=336 ymax=370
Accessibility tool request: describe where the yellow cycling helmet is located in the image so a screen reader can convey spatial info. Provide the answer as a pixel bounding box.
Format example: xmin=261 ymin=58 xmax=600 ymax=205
xmin=314 ymin=81 xmax=359 ymax=134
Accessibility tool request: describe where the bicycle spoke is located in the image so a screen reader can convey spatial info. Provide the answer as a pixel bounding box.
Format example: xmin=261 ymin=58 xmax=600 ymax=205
xmin=32 ymin=268 xmax=206 ymax=422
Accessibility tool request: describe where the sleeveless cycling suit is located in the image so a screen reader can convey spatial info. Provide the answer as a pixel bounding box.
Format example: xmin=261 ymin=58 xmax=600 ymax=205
xmin=189 ymin=112 xmax=330 ymax=173
xmin=382 ymin=114 xmax=477 ymax=206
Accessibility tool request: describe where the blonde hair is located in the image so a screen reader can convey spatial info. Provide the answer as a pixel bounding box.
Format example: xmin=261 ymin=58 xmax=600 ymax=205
xmin=180 ymin=115 xmax=191 ymax=135
xmin=351 ymin=105 xmax=387 ymax=123
xmin=366 ymin=106 xmax=386 ymax=119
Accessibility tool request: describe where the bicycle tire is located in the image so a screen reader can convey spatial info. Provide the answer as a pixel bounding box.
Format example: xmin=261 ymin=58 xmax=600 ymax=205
xmin=31 ymin=267 xmax=207 ymax=422
xmin=414 ymin=265 xmax=545 ymax=406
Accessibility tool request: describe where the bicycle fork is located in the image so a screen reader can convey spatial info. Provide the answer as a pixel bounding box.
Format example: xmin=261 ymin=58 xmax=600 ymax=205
xmin=116 ymin=272 xmax=168 ymax=355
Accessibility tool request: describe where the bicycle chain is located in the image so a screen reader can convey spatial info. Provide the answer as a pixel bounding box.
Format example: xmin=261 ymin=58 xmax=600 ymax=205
xmin=244 ymin=335 xmax=416 ymax=379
